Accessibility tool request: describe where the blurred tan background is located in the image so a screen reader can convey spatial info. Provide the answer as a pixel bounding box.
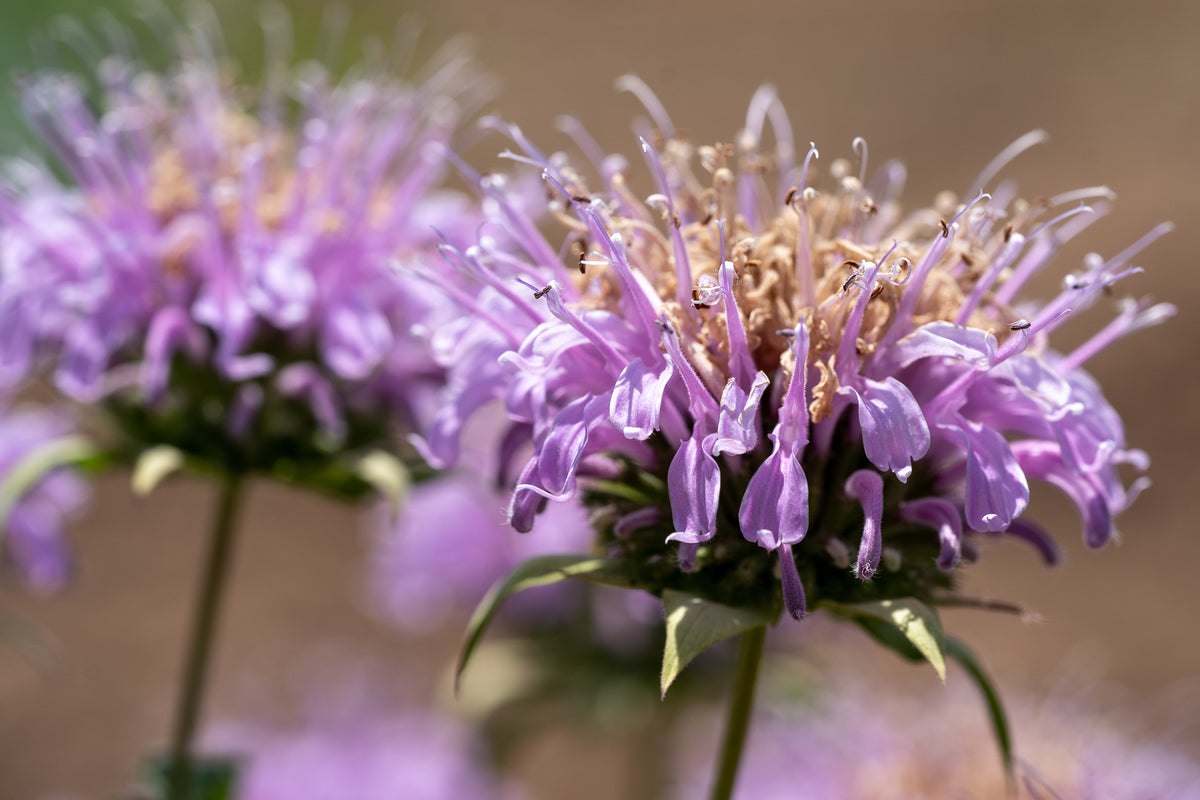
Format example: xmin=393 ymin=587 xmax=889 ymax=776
xmin=1 ymin=0 xmax=1198 ymax=797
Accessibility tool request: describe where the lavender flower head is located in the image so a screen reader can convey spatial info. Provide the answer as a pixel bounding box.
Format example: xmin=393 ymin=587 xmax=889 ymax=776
xmin=0 ymin=405 xmax=87 ymax=589
xmin=421 ymin=79 xmax=1172 ymax=619
xmin=0 ymin=10 xmax=485 ymax=488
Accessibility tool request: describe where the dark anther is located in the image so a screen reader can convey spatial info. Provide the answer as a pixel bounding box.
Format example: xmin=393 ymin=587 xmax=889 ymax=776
xmin=1003 ymin=222 xmax=1014 ymax=243
xmin=842 ymin=274 xmax=858 ymax=293
xmin=1009 ymin=318 xmax=1031 ymax=331
xmin=533 ymin=285 xmax=552 ymax=300
xmin=938 ymin=218 xmax=950 ymax=238
xmin=870 ymin=283 xmax=885 ymax=300
xmin=777 ymin=328 xmax=796 ymax=338
xmin=785 ymin=186 xmax=799 ymax=206
xmin=672 ymin=212 xmax=682 ymax=229
xmin=571 ymin=194 xmax=592 ymax=204
xmin=701 ymin=212 xmax=714 ymax=226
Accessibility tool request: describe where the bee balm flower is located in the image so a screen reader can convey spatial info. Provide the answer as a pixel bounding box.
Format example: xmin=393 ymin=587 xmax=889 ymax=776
xmin=0 ymin=14 xmax=485 ymax=490
xmin=420 ymin=79 xmax=1170 ymax=620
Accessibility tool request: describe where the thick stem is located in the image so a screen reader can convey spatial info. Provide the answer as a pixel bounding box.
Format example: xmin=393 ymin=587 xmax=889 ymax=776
xmin=166 ymin=476 xmax=244 ymax=800
xmin=707 ymin=625 xmax=766 ymax=800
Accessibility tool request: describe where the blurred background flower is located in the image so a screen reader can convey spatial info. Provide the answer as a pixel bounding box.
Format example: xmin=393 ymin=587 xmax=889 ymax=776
xmin=671 ymin=669 xmax=1200 ymax=800
xmin=206 ymin=682 xmax=525 ymax=800
xmin=0 ymin=2 xmax=487 ymax=489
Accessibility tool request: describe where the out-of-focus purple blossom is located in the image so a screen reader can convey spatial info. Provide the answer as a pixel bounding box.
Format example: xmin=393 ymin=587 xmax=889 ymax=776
xmin=418 ymin=80 xmax=1171 ymax=616
xmin=672 ymin=679 xmax=1200 ymax=800
xmin=209 ymin=704 xmax=523 ymax=800
xmin=368 ymin=467 xmax=594 ymax=632
xmin=0 ymin=405 xmax=87 ymax=590
xmin=0 ymin=11 xmax=488 ymax=485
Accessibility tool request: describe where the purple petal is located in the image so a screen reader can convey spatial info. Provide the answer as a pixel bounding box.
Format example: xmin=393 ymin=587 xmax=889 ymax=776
xmin=54 ymin=323 xmax=109 ymax=401
xmin=779 ymin=544 xmax=807 ymax=620
xmin=665 ymin=432 xmax=721 ymax=545
xmin=506 ymin=462 xmax=546 ymax=533
xmin=277 ymin=363 xmax=346 ymax=442
xmin=141 ymin=307 xmax=207 ymax=401
xmin=712 ymin=371 xmax=769 ymax=457
xmin=609 ymin=356 xmax=673 ymax=440
xmin=1003 ymin=517 xmax=1062 ymax=566
xmin=1012 ymin=440 xmax=1113 ymax=548
xmin=839 ymin=376 xmax=929 ymax=483
xmin=517 ymin=394 xmax=607 ymax=501
xmin=942 ymin=417 xmax=1029 ymax=533
xmin=227 ymin=383 xmax=263 ymax=440
xmin=244 ymin=236 xmax=317 ymax=328
xmin=738 ymin=435 xmax=809 ymax=550
xmin=844 ymin=469 xmax=884 ymax=579
xmin=891 ymin=322 xmax=997 ymax=369
xmin=320 ymin=299 xmax=394 ymax=381
xmin=900 ymin=497 xmax=963 ymax=570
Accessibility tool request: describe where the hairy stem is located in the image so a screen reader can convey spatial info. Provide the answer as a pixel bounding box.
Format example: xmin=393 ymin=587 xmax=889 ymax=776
xmin=166 ymin=476 xmax=244 ymax=799
xmin=707 ymin=625 xmax=766 ymax=800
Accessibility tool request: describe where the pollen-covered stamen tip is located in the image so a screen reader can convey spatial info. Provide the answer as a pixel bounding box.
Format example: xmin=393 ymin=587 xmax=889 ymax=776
xmin=514 ymin=275 xmax=553 ymax=300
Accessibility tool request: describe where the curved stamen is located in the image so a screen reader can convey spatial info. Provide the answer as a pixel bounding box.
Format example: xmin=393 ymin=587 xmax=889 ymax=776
xmin=791 ymin=142 xmax=820 ymax=308
xmin=614 ymin=75 xmax=675 ymax=140
xmin=555 ymin=115 xmax=610 ymax=177
xmin=965 ymin=129 xmax=1048 ymax=194
xmin=852 ymin=136 xmax=869 ymax=189
xmin=637 ymin=138 xmax=696 ymax=313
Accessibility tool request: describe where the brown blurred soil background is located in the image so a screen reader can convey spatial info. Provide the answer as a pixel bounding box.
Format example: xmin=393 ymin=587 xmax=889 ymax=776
xmin=1 ymin=0 xmax=1198 ymax=797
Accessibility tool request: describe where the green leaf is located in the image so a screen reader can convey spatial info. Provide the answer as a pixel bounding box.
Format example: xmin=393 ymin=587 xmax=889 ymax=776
xmin=353 ymin=450 xmax=411 ymax=511
xmin=455 ymin=554 xmax=625 ymax=693
xmin=660 ymin=590 xmax=774 ymax=697
xmin=946 ymin=636 xmax=1014 ymax=784
xmin=131 ymin=445 xmax=186 ymax=496
xmin=0 ymin=435 xmax=98 ymax=527
xmin=139 ymin=755 xmax=240 ymax=800
xmin=824 ymin=597 xmax=947 ymax=682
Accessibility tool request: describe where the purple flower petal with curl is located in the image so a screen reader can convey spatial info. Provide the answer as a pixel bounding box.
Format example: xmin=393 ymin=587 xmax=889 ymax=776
xmin=900 ymin=497 xmax=963 ymax=570
xmin=610 ymin=356 xmax=674 ymax=440
xmin=665 ymin=432 xmax=721 ymax=545
xmin=845 ymin=469 xmax=884 ymax=579
xmin=712 ymin=371 xmax=769 ymax=457
xmin=837 ymin=376 xmax=929 ymax=482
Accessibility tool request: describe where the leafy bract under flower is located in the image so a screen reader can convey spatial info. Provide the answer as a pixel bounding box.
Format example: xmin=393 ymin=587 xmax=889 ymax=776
xmin=0 ymin=11 xmax=486 ymax=489
xmin=420 ymin=79 xmax=1170 ymax=617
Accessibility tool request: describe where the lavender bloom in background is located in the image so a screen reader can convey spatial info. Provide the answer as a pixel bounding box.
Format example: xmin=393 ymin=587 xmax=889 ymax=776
xmin=0 ymin=9 xmax=488 ymax=487
xmin=210 ymin=706 xmax=523 ymax=800
xmin=418 ymin=80 xmax=1171 ymax=616
xmin=368 ymin=467 xmax=594 ymax=632
xmin=672 ymin=679 xmax=1200 ymax=800
xmin=0 ymin=405 xmax=87 ymax=590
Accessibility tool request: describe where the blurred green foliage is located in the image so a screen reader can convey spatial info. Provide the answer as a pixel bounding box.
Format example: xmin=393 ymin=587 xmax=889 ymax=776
xmin=0 ymin=0 xmax=438 ymax=154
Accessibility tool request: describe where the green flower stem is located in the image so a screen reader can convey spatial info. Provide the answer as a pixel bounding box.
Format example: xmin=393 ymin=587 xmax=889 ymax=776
xmin=166 ymin=475 xmax=244 ymax=800
xmin=707 ymin=625 xmax=766 ymax=800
